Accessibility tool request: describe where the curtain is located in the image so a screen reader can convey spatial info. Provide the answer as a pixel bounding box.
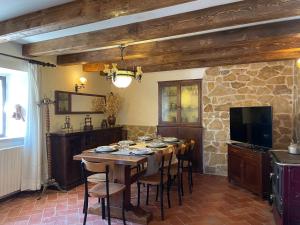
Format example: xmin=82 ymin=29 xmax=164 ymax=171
xmin=21 ymin=63 xmax=47 ymax=191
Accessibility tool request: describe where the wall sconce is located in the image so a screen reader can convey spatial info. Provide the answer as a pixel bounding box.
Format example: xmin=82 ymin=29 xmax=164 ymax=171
xmin=75 ymin=77 xmax=87 ymax=92
xmin=297 ymin=58 xmax=300 ymax=68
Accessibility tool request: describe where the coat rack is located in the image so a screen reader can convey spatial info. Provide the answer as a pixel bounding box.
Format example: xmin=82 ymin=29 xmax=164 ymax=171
xmin=38 ymin=97 xmax=65 ymax=199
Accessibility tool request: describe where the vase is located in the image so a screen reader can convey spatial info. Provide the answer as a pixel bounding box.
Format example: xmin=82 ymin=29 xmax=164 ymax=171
xmin=107 ymin=115 xmax=116 ymax=127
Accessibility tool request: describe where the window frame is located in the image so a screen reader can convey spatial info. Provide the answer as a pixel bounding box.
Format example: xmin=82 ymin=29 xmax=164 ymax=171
xmin=0 ymin=76 xmax=6 ymax=137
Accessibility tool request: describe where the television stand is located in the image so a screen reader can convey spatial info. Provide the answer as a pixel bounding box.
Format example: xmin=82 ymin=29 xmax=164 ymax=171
xmin=228 ymin=143 xmax=271 ymax=199
xmin=230 ymin=142 xmax=270 ymax=152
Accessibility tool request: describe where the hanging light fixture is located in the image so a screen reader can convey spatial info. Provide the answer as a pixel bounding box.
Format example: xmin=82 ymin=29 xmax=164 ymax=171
xmin=101 ymin=45 xmax=142 ymax=88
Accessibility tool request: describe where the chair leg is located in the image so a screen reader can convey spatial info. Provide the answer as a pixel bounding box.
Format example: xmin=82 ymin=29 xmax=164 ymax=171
xmin=122 ymin=191 xmax=126 ymax=225
xmin=160 ymin=183 xmax=164 ymax=220
xmin=83 ymin=194 xmax=88 ymax=225
xmin=146 ymin=184 xmax=150 ymax=205
xmin=156 ymin=185 xmax=159 ymax=201
xmin=188 ymin=161 xmax=193 ymax=193
xmin=82 ymin=191 xmax=88 ymax=213
xmin=181 ymin=163 xmax=184 ymax=196
xmin=190 ymin=161 xmax=194 ymax=187
xmin=101 ymin=198 xmax=106 ymax=219
xmin=107 ymin=197 xmax=111 ymax=225
xmin=137 ymin=182 xmax=141 ymax=206
xmin=177 ymin=171 xmax=182 ymax=206
xmin=167 ymin=178 xmax=171 ymax=208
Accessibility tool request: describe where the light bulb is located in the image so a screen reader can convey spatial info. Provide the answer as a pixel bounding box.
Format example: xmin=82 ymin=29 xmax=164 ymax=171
xmin=297 ymin=58 xmax=300 ymax=68
xmin=79 ymin=77 xmax=87 ymax=85
xmin=112 ymin=75 xmax=132 ymax=88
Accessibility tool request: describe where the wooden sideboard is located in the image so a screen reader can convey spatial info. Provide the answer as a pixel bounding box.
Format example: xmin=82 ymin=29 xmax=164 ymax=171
xmin=228 ymin=143 xmax=270 ymax=198
xmin=48 ymin=127 xmax=125 ymax=190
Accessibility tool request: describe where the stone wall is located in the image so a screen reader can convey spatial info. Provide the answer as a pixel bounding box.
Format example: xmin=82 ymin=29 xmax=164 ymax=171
xmin=123 ymin=125 xmax=157 ymax=140
xmin=203 ymin=60 xmax=294 ymax=176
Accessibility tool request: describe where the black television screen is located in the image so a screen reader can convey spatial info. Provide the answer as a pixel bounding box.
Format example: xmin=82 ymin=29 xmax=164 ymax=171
xmin=230 ymin=106 xmax=272 ymax=148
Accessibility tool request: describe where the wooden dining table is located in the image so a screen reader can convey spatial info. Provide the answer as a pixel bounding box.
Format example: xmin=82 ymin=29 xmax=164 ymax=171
xmin=73 ymin=142 xmax=177 ymax=224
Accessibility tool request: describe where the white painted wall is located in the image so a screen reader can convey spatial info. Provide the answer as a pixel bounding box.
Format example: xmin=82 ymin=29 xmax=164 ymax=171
xmin=40 ymin=60 xmax=111 ymax=132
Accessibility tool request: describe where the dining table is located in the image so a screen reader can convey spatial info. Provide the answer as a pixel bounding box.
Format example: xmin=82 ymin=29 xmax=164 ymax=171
xmin=73 ymin=140 xmax=180 ymax=224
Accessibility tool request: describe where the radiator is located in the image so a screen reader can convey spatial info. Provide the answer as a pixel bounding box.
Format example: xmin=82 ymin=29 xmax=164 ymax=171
xmin=0 ymin=146 xmax=22 ymax=199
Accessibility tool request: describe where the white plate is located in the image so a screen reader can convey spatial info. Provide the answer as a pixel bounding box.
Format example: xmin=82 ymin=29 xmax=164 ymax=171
xmin=118 ymin=140 xmax=136 ymax=146
xmin=95 ymin=146 xmax=116 ymax=153
xmin=131 ymin=148 xmax=153 ymax=155
xmin=138 ymin=136 xmax=153 ymax=141
xmin=163 ymin=137 xmax=178 ymax=142
xmin=146 ymin=142 xmax=168 ymax=148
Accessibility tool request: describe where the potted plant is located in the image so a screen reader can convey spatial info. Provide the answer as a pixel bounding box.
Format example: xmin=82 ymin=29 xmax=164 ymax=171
xmin=105 ymin=92 xmax=121 ymax=126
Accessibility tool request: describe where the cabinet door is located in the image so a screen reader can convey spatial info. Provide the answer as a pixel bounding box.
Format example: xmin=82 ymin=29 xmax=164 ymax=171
xmin=243 ymin=156 xmax=261 ymax=194
xmin=157 ymin=126 xmax=178 ymax=139
xmin=228 ymin=150 xmax=243 ymax=184
xmin=159 ymin=82 xmax=180 ymax=124
xmin=66 ymin=135 xmax=83 ymax=187
xmin=178 ymin=126 xmax=203 ymax=172
xmin=180 ymin=81 xmax=201 ymax=124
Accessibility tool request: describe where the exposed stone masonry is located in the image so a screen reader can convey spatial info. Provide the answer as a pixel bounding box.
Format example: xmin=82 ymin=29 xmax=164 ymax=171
xmin=123 ymin=125 xmax=156 ymax=140
xmin=203 ymin=60 xmax=294 ymax=176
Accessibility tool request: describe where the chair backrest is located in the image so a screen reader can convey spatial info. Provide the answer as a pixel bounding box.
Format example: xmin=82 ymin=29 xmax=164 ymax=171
xmin=176 ymin=143 xmax=189 ymax=156
xmin=183 ymin=139 xmax=195 ymax=157
xmin=190 ymin=139 xmax=195 ymax=151
xmin=81 ymin=159 xmax=114 ymax=182
xmin=81 ymin=159 xmax=115 ymax=199
xmin=82 ymin=159 xmax=108 ymax=173
xmin=159 ymin=150 xmax=173 ymax=178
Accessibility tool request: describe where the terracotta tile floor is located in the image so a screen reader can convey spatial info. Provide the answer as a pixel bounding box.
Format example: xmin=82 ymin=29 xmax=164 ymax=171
xmin=0 ymin=174 xmax=275 ymax=225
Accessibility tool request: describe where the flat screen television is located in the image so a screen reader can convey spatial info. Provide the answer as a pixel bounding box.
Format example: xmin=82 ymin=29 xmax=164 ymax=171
xmin=230 ymin=106 xmax=272 ymax=148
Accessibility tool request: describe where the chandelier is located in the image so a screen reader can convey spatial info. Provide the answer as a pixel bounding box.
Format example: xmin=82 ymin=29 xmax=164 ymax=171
xmin=101 ymin=45 xmax=142 ymax=88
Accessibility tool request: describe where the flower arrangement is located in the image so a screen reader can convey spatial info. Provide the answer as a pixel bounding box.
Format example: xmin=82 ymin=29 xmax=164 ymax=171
xmin=91 ymin=97 xmax=106 ymax=112
xmin=105 ymin=92 xmax=121 ymax=116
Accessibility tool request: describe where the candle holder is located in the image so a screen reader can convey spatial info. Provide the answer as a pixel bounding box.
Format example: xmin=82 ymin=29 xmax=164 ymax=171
xmin=62 ymin=116 xmax=73 ymax=132
xmin=84 ymin=115 xmax=93 ymax=131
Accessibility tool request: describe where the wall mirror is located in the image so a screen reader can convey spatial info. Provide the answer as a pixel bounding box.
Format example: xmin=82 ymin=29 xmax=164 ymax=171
xmin=55 ymin=91 xmax=106 ymax=114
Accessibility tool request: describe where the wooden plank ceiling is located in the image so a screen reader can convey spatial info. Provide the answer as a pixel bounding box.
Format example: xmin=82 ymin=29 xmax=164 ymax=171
xmin=3 ymin=0 xmax=300 ymax=72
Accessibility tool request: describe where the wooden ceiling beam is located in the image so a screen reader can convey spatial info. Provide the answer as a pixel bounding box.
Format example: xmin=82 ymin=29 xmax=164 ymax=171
xmin=81 ymin=43 xmax=300 ymax=73
xmin=0 ymin=0 xmax=192 ymax=43
xmin=82 ymin=50 xmax=299 ymax=73
xmin=57 ymin=19 xmax=300 ymax=65
xmin=140 ymin=50 xmax=300 ymax=73
xmin=23 ymin=0 xmax=300 ymax=56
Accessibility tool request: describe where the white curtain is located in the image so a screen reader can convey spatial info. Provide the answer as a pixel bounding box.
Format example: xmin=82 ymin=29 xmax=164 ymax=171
xmin=21 ymin=63 xmax=47 ymax=191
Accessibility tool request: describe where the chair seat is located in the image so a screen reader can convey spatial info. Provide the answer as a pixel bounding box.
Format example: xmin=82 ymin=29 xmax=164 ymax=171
xmin=139 ymin=173 xmax=168 ymax=185
xmin=89 ymin=182 xmax=125 ymax=198
xmin=87 ymin=173 xmax=106 ymax=183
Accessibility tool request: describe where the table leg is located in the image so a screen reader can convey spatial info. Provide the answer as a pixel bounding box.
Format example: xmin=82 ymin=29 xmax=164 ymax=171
xmin=114 ymin=164 xmax=132 ymax=208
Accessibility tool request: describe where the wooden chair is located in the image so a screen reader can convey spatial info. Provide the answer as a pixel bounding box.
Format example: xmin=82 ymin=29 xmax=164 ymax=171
xmin=168 ymin=143 xmax=189 ymax=205
xmin=87 ymin=164 xmax=115 ymax=183
xmin=178 ymin=139 xmax=195 ymax=195
xmin=81 ymin=159 xmax=126 ymax=225
xmin=137 ymin=150 xmax=173 ymax=220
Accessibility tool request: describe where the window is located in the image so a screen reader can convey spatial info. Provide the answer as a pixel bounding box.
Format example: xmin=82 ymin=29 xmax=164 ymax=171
xmin=0 ymin=76 xmax=5 ymax=137
xmin=0 ymin=67 xmax=28 ymax=139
